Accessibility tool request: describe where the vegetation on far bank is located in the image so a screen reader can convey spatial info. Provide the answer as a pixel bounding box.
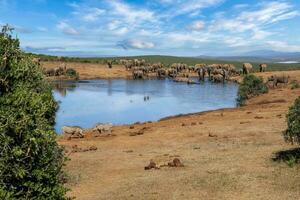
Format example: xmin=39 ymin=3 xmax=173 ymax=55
xmin=27 ymin=53 xmax=300 ymax=72
xmin=0 ymin=26 xmax=68 ymax=199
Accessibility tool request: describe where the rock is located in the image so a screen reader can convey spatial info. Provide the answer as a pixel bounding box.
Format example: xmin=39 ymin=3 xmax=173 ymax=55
xmin=168 ymin=158 xmax=184 ymax=167
xmin=89 ymin=146 xmax=97 ymax=151
xmin=191 ymin=122 xmax=197 ymax=126
xmin=254 ymin=116 xmax=264 ymax=119
xmin=144 ymin=160 xmax=159 ymax=170
xmin=208 ymin=133 xmax=217 ymax=137
xmin=129 ymin=126 xmax=135 ymax=129
xmin=71 ymin=145 xmax=97 ymax=153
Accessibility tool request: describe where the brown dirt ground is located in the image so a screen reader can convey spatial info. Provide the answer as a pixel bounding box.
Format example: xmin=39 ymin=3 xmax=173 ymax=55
xmin=42 ymin=61 xmax=131 ymax=80
xmin=58 ymin=70 xmax=300 ymax=200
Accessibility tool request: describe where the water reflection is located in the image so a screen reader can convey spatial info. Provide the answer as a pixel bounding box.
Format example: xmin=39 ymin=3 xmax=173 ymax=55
xmin=53 ymin=79 xmax=238 ymax=133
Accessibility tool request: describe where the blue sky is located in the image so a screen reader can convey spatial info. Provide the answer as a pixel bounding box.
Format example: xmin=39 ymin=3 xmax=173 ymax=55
xmin=1 ymin=0 xmax=300 ymax=56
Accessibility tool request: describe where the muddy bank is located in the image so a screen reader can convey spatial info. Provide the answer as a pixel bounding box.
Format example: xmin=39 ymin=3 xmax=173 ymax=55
xmin=58 ymin=70 xmax=300 ymax=200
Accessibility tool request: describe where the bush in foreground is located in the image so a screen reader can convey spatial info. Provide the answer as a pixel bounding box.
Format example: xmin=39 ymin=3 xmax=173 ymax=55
xmin=0 ymin=26 xmax=68 ymax=199
xmin=237 ymin=74 xmax=268 ymax=106
xmin=283 ymin=96 xmax=300 ymax=145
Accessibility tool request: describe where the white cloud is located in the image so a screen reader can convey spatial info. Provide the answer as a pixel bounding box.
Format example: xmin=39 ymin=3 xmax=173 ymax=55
xmin=188 ymin=20 xmax=205 ymax=30
xmin=57 ymin=22 xmax=79 ymax=35
xmin=210 ymin=1 xmax=299 ymax=42
xmin=118 ymin=39 xmax=155 ymax=49
xmin=82 ymin=8 xmax=105 ymax=22
xmin=109 ymin=1 xmax=155 ymax=24
xmin=267 ymin=41 xmax=300 ymax=52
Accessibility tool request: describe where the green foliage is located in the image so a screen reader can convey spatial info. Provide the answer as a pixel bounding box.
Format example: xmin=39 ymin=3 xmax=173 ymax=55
xmin=237 ymin=74 xmax=268 ymax=106
xmin=0 ymin=25 xmax=69 ymax=199
xmin=65 ymin=68 xmax=79 ymax=80
xmin=283 ymin=96 xmax=300 ymax=145
xmin=291 ymin=80 xmax=300 ymax=90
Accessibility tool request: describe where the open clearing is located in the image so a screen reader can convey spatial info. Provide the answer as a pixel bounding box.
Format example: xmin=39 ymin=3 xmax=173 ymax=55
xmin=58 ymin=70 xmax=300 ymax=200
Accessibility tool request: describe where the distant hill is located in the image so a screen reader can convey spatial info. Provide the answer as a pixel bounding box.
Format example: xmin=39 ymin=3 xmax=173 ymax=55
xmin=197 ymin=50 xmax=300 ymax=63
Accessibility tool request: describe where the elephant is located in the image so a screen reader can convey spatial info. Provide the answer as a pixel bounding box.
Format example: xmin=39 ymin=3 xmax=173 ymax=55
xmin=62 ymin=126 xmax=84 ymax=138
xmin=170 ymin=63 xmax=179 ymax=70
xmin=132 ymin=70 xmax=144 ymax=79
xmin=151 ymin=63 xmax=163 ymax=72
xmin=106 ymin=60 xmax=113 ymax=68
xmin=259 ymin=64 xmax=267 ymax=72
xmin=268 ymin=75 xmax=289 ymax=87
xmin=157 ymin=68 xmax=167 ymax=78
xmin=197 ymin=67 xmax=205 ymax=81
xmin=211 ymin=74 xmax=224 ymax=83
xmin=54 ymin=66 xmax=65 ymax=76
xmin=125 ymin=61 xmax=134 ymax=70
xmin=45 ymin=68 xmax=55 ymax=76
xmin=168 ymin=68 xmax=178 ymax=78
xmin=188 ymin=66 xmax=195 ymax=72
xmin=119 ymin=59 xmax=129 ymax=65
xmin=242 ymin=63 xmax=253 ymax=75
xmin=133 ymin=59 xmax=145 ymax=67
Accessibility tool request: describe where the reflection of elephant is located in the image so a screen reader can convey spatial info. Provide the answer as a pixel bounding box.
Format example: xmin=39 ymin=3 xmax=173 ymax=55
xmin=268 ymin=75 xmax=289 ymax=87
xmin=243 ymin=63 xmax=253 ymax=75
xmin=132 ymin=70 xmax=144 ymax=79
xmin=52 ymin=82 xmax=67 ymax=97
xmin=259 ymin=64 xmax=267 ymax=72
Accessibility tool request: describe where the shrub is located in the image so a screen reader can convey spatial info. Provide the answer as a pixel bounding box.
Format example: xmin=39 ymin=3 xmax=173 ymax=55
xmin=291 ymin=80 xmax=300 ymax=90
xmin=237 ymin=74 xmax=268 ymax=106
xmin=0 ymin=25 xmax=68 ymax=199
xmin=65 ymin=68 xmax=79 ymax=80
xmin=283 ymin=96 xmax=300 ymax=145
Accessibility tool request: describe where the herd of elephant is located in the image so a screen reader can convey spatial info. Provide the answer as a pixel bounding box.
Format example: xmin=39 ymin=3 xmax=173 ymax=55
xmin=32 ymin=58 xmax=69 ymax=77
xmin=118 ymin=59 xmax=268 ymax=83
xmin=44 ymin=66 xmax=66 ymax=77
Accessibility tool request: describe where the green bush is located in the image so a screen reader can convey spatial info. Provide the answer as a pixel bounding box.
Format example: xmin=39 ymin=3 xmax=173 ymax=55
xmin=0 ymin=26 xmax=68 ymax=199
xmin=65 ymin=68 xmax=79 ymax=80
xmin=283 ymin=96 xmax=300 ymax=145
xmin=237 ymin=74 xmax=268 ymax=106
xmin=291 ymin=80 xmax=300 ymax=90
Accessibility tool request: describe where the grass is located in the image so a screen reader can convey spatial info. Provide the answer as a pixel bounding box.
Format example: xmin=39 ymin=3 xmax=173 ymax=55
xmin=28 ymin=53 xmax=300 ymax=72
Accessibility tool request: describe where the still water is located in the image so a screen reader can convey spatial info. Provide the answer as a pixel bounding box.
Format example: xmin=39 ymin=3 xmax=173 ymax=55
xmin=53 ymin=79 xmax=238 ymax=133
